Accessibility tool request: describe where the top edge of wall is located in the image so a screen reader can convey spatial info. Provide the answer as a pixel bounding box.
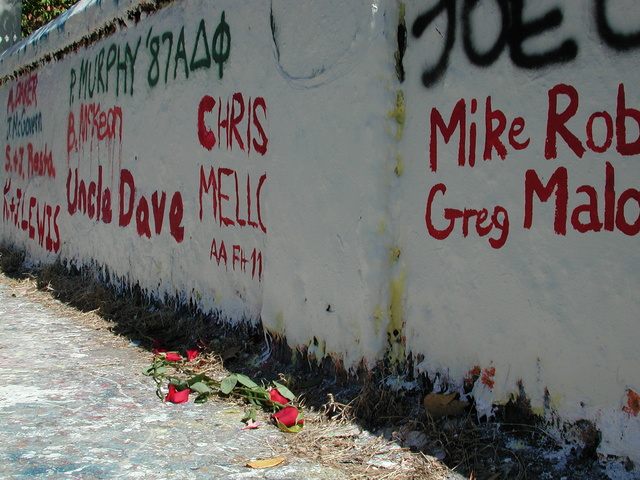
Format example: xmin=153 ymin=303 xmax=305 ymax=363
xmin=0 ymin=0 xmax=169 ymax=81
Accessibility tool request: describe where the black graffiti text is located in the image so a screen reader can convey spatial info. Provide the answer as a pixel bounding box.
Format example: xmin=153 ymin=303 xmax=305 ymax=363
xmin=412 ymin=0 xmax=640 ymax=88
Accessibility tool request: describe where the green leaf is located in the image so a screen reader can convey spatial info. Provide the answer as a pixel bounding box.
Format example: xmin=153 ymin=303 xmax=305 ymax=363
xmin=220 ymin=375 xmax=238 ymax=394
xmin=187 ymin=373 xmax=208 ymax=386
xmin=189 ymin=373 xmax=218 ymax=390
xmin=194 ymin=394 xmax=209 ymax=404
xmin=243 ymin=387 xmax=269 ymax=406
xmin=143 ymin=364 xmax=167 ymax=376
xmin=190 ymin=382 xmax=212 ymax=394
xmin=242 ymin=406 xmax=257 ymax=423
xmin=235 ymin=373 xmax=259 ymax=389
xmin=274 ymin=382 xmax=296 ymax=401
xmin=250 ymin=386 xmax=269 ymax=398
xmin=274 ymin=418 xmax=304 ymax=433
xmin=169 ymin=379 xmax=189 ymax=390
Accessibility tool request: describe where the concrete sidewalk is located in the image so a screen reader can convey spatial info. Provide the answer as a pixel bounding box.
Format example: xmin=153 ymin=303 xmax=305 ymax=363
xmin=0 ymin=276 xmax=344 ymax=479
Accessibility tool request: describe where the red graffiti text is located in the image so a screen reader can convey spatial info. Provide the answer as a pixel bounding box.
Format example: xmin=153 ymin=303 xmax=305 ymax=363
xmin=209 ymin=238 xmax=263 ymax=280
xmin=7 ymin=73 xmax=38 ymax=115
xmin=429 ymin=96 xmax=529 ymax=172
xmin=5 ymin=143 xmax=55 ymax=179
xmin=199 ymin=165 xmax=266 ymax=233
xmin=426 ymin=183 xmax=510 ymax=249
xmin=545 ymin=83 xmax=640 ymax=159
xmin=118 ymin=169 xmax=184 ymax=243
xmin=524 ymin=162 xmax=639 ymax=236
xmin=66 ymin=166 xmax=113 ymax=223
xmin=3 ymin=179 xmax=61 ymax=253
xmin=67 ymin=103 xmax=123 ymax=156
xmin=198 ymin=93 xmax=268 ymax=156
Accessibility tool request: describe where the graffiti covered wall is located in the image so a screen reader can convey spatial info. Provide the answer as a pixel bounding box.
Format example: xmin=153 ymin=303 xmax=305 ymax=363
xmin=400 ymin=0 xmax=640 ymax=463
xmin=0 ymin=0 xmax=638 ymax=465
xmin=0 ymin=0 xmax=394 ymax=333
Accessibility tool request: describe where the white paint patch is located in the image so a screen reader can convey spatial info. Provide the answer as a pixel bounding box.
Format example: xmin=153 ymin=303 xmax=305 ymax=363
xmin=0 ymin=385 xmax=51 ymax=407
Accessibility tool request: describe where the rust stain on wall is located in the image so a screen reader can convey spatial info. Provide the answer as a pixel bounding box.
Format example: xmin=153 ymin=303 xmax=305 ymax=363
xmin=623 ymin=389 xmax=640 ymax=417
xmin=482 ymin=367 xmax=496 ymax=389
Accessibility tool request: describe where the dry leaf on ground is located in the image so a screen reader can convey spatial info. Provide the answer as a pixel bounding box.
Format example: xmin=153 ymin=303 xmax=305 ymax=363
xmin=424 ymin=393 xmax=469 ymax=418
xmin=246 ymin=457 xmax=287 ymax=469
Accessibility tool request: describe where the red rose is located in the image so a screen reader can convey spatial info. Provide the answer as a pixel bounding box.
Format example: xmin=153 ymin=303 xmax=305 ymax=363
xmin=271 ymin=406 xmax=303 ymax=427
xmin=268 ymin=388 xmax=289 ymax=405
xmin=186 ymin=350 xmax=199 ymax=361
xmin=165 ymin=385 xmax=190 ymax=403
xmin=165 ymin=352 xmax=183 ymax=361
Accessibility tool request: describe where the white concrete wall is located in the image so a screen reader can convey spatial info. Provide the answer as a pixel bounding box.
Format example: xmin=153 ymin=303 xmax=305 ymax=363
xmin=0 ymin=0 xmax=638 ymax=464
xmin=400 ymin=0 xmax=640 ymax=462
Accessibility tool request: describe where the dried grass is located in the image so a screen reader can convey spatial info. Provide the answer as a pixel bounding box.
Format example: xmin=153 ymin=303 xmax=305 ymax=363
xmin=0 ymin=243 xmax=26 ymax=277
xmin=271 ymin=410 xmax=452 ymax=480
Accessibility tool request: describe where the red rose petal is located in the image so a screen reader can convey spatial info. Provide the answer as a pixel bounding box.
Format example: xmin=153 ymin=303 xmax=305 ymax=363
xmin=165 ymin=385 xmax=190 ymax=403
xmin=271 ymin=406 xmax=303 ymax=427
xmin=268 ymin=388 xmax=289 ymax=405
xmin=186 ymin=350 xmax=199 ymax=361
xmin=165 ymin=352 xmax=183 ymax=361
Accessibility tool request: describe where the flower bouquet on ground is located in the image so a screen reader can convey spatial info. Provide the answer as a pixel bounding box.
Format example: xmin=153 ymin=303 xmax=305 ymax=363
xmin=143 ymin=352 xmax=304 ymax=432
